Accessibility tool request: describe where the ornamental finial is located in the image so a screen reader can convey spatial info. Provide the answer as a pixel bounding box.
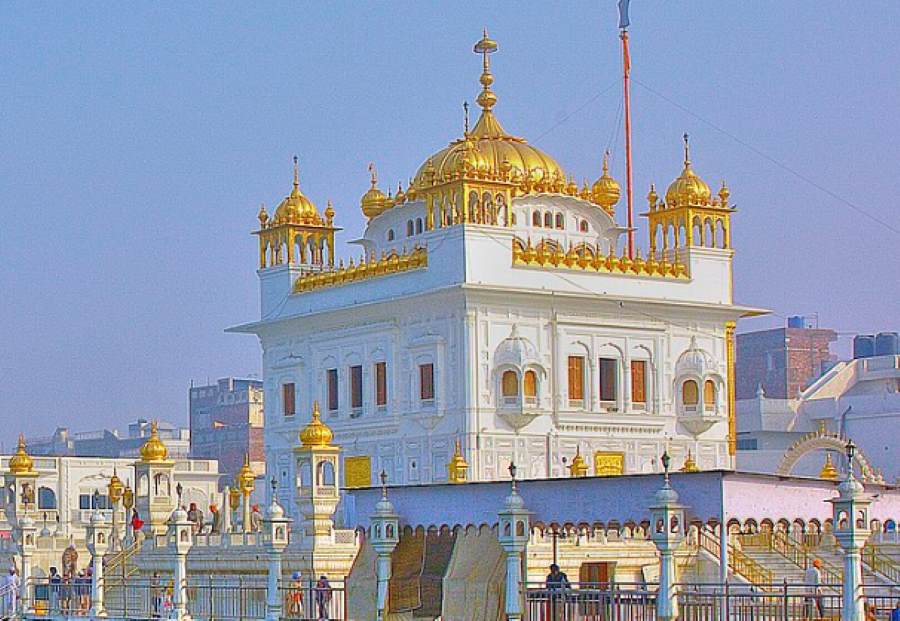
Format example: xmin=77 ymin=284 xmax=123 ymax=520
xmin=508 ymin=461 xmax=518 ymax=493
xmin=368 ymin=162 xmax=377 ymax=188
xmin=473 ymin=29 xmax=499 ymax=112
xmin=661 ymin=450 xmax=671 ymax=484
xmin=463 ymin=101 xmax=470 ymax=135
xmin=293 ymin=155 xmax=300 ymax=190
xmin=682 ymin=133 xmax=690 ymax=167
xmin=380 ymin=470 xmax=388 ymax=499
xmin=602 ymin=150 xmax=610 ymax=175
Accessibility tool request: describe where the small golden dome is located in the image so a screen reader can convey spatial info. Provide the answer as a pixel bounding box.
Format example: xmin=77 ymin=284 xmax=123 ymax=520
xmin=568 ymin=446 xmax=588 ymax=478
xmin=394 ymin=182 xmax=406 ymax=204
xmin=8 ymin=434 xmax=35 ymax=475
xmin=108 ymin=468 xmax=125 ymax=504
xmin=274 ymin=156 xmax=323 ymax=225
xmin=819 ymin=452 xmax=839 ymax=481
xmin=299 ymin=401 xmax=334 ymax=448
xmin=647 ymin=183 xmax=659 ymax=209
xmin=680 ymin=450 xmax=700 ymax=473
xmin=361 ymin=164 xmax=390 ymax=220
xmin=139 ymin=421 xmax=170 ymax=463
xmin=447 ymin=439 xmax=469 ymax=484
xmin=236 ymin=454 xmax=256 ymax=494
xmin=257 ymin=204 xmax=269 ymax=227
xmin=406 ymin=178 xmax=418 ymax=202
xmin=665 ymin=134 xmax=711 ymax=207
xmin=591 ymin=151 xmax=621 ymax=212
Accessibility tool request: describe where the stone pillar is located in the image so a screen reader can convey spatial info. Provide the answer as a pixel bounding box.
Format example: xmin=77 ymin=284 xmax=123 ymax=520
xmin=169 ymin=507 xmax=194 ymax=621
xmin=242 ymin=493 xmax=252 ymax=534
xmin=263 ymin=481 xmax=291 ymax=621
xmin=497 ymin=463 xmax=530 ymax=621
xmin=15 ymin=515 xmax=37 ymax=614
xmin=222 ymin=488 xmax=233 ymax=535
xmin=828 ymin=441 xmax=872 ymax=621
xmin=650 ymin=452 xmax=684 ymax=621
xmin=370 ymin=472 xmax=399 ymax=621
xmin=86 ymin=511 xmax=111 ymax=617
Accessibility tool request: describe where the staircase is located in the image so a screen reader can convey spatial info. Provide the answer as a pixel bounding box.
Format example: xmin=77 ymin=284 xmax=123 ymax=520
xmin=103 ymin=541 xmax=148 ymax=615
xmin=696 ymin=527 xmax=774 ymax=587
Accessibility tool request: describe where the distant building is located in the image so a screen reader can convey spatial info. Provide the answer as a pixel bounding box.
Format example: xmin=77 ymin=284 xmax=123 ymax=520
xmin=735 ymin=317 xmax=837 ymax=400
xmin=189 ymin=377 xmax=264 ymax=483
xmin=26 ymin=419 xmax=190 ymax=459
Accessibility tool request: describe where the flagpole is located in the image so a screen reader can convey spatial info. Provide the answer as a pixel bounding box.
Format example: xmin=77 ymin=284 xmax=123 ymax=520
xmin=621 ymin=27 xmax=635 ymax=259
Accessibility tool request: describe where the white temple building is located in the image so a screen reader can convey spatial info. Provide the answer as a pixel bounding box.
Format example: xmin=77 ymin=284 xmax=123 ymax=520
xmin=230 ymin=32 xmax=765 ymax=504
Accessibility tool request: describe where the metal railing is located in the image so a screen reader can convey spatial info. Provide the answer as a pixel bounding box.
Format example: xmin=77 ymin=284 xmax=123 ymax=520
xmin=864 ymin=545 xmax=900 ymax=585
xmin=739 ymin=531 xmax=843 ymax=585
xmin=188 ymin=577 xmax=268 ymax=620
xmin=0 ymin=582 xmax=17 ymax=619
xmin=525 ymin=582 xmax=657 ymax=621
xmin=698 ymin=528 xmax=774 ymax=587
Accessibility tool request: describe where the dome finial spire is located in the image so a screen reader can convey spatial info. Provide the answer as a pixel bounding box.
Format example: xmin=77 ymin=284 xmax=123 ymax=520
xmin=602 ymin=149 xmax=611 ymax=175
xmin=473 ymin=29 xmax=499 ymax=112
xmin=368 ymin=162 xmax=377 ymax=188
xmin=292 ymin=155 xmax=300 ymax=191
xmin=682 ymin=133 xmax=691 ymax=167
xmin=463 ymin=101 xmax=470 ymax=135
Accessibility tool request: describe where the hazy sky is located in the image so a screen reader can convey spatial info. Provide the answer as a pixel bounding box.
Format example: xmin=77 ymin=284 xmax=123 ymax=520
xmin=2 ymin=2 xmax=898 ymax=450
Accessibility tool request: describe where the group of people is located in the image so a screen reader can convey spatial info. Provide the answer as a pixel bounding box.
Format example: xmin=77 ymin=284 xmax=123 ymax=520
xmin=46 ymin=565 xmax=93 ymax=615
xmin=285 ymin=572 xmax=333 ymax=621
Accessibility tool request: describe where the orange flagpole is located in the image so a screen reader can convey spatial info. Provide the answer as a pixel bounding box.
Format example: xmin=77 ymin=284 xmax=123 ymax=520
xmin=621 ymin=29 xmax=635 ymax=259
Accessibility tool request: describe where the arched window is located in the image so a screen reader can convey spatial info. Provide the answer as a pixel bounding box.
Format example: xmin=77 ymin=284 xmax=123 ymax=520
xmin=704 ymin=380 xmax=716 ymax=411
xmin=387 ymin=229 xmax=395 ymax=242
xmin=532 ymin=211 xmax=541 ymax=227
xmin=415 ymin=218 xmax=423 ymax=234
xmin=38 ymin=487 xmax=56 ymax=510
xmin=501 ymin=370 xmax=519 ymax=398
xmin=298 ymin=461 xmax=312 ymax=488
xmin=682 ymin=380 xmax=699 ymax=407
xmin=524 ymin=370 xmax=537 ymax=402
xmin=579 ymin=220 xmax=589 ymax=233
xmin=317 ymin=460 xmax=336 ymax=486
xmin=555 ymin=213 xmax=564 ymax=229
xmin=406 ymin=220 xmax=414 ymax=237
xmin=543 ymin=212 xmax=553 ymax=228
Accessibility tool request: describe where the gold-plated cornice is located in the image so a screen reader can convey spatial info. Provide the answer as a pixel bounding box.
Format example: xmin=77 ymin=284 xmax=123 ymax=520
xmin=512 ymin=237 xmax=688 ymax=280
xmin=292 ymin=246 xmax=427 ymax=294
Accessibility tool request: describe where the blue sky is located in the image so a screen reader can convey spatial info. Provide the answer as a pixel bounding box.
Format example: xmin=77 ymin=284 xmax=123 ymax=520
xmin=1 ymin=2 xmax=898 ymax=449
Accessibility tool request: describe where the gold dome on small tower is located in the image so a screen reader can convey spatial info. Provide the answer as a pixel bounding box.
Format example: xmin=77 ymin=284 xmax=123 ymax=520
xmin=8 ymin=434 xmax=35 ymax=475
xmin=665 ymin=133 xmax=711 ymax=207
xmin=274 ymin=156 xmax=323 ymax=225
xmin=591 ymin=150 xmax=621 ymax=213
xmin=139 ymin=421 xmax=170 ymax=463
xmin=236 ymin=454 xmax=256 ymax=495
xmin=680 ymin=450 xmax=700 ymax=473
xmin=360 ymin=163 xmax=390 ymax=220
xmin=299 ymin=401 xmax=334 ymax=448
xmin=819 ymin=452 xmax=839 ymax=481
xmin=568 ymin=446 xmax=589 ymax=478
xmin=447 ymin=439 xmax=469 ymax=483
xmin=107 ymin=468 xmax=125 ymax=504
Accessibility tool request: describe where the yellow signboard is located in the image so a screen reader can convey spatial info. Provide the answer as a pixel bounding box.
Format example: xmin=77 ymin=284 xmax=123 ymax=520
xmin=593 ymin=451 xmax=625 ymax=476
xmin=344 ymin=456 xmax=372 ymax=488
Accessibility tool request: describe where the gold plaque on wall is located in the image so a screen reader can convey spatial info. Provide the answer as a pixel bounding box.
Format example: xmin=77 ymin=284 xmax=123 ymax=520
xmin=593 ymin=451 xmax=625 ymax=476
xmin=344 ymin=456 xmax=372 ymax=488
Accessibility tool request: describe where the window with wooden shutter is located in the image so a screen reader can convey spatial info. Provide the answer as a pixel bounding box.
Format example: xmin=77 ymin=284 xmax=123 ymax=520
xmin=501 ymin=370 xmax=519 ymax=397
xmin=524 ymin=370 xmax=537 ymax=397
xmin=374 ymin=362 xmax=387 ymax=406
xmin=704 ymin=379 xmax=716 ymax=411
xmin=350 ymin=365 xmax=363 ymax=409
xmin=568 ymin=356 xmax=585 ymax=402
xmin=420 ymin=363 xmax=434 ymax=400
xmin=631 ymin=360 xmax=647 ymax=404
xmin=682 ymin=380 xmax=699 ymax=406
xmin=327 ymin=369 xmax=339 ymax=411
xmin=282 ymin=383 xmax=296 ymax=417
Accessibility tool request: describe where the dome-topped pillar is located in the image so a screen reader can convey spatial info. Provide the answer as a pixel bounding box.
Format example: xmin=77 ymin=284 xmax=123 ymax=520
xmin=293 ymin=402 xmax=341 ymax=542
xmin=133 ymin=421 xmax=176 ymax=537
xmin=3 ymin=434 xmax=39 ymax=529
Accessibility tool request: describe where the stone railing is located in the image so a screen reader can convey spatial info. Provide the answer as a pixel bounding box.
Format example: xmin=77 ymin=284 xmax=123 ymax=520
xmin=293 ymin=246 xmax=427 ymax=294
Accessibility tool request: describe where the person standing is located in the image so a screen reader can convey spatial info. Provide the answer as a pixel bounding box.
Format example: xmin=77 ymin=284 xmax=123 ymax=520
xmin=2 ymin=568 xmax=19 ymax=617
xmin=545 ymin=564 xmax=570 ymax=621
xmin=314 ymin=575 xmax=332 ymax=621
xmin=48 ymin=567 xmax=62 ymax=614
xmin=150 ymin=571 xmax=162 ymax=618
xmin=804 ymin=559 xmax=823 ymax=620
xmin=287 ymin=572 xmax=304 ymax=618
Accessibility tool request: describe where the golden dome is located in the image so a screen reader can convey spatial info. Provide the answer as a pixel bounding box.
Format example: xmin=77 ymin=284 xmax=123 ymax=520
xmin=665 ymin=134 xmax=711 ymax=207
xmin=8 ymin=434 xmax=35 ymax=475
xmin=236 ymin=454 xmax=256 ymax=495
xmin=299 ymin=401 xmax=334 ymax=448
xmin=139 ymin=421 xmax=170 ymax=463
xmin=819 ymin=452 xmax=839 ymax=481
xmin=591 ymin=151 xmax=621 ymax=212
xmin=361 ymin=163 xmax=390 ymax=219
xmin=108 ymin=468 xmax=125 ymax=504
xmin=680 ymin=450 xmax=701 ymax=473
xmin=412 ymin=31 xmax=568 ymax=194
xmin=447 ymin=439 xmax=469 ymax=484
xmin=274 ymin=156 xmax=323 ymax=226
xmin=568 ymin=446 xmax=589 ymax=478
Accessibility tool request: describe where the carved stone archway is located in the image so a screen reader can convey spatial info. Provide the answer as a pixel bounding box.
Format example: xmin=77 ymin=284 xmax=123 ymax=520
xmin=776 ymin=431 xmax=879 ymax=483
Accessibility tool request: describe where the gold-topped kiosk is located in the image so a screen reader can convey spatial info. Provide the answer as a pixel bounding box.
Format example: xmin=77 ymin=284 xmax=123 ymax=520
xmin=568 ymin=447 xmax=589 ymax=478
xmin=447 ymin=439 xmax=469 ymax=484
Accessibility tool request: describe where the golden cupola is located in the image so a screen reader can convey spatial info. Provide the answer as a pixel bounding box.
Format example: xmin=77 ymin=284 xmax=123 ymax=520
xmin=139 ymin=421 xmax=170 ymax=463
xmin=8 ymin=434 xmax=35 ymax=475
xmin=273 ymin=156 xmax=323 ymax=225
xmin=819 ymin=452 xmax=839 ymax=481
xmin=108 ymin=468 xmax=125 ymax=504
xmin=236 ymin=454 xmax=256 ymax=495
xmin=568 ymin=446 xmax=589 ymax=478
xmin=665 ymin=133 xmax=711 ymax=207
xmin=360 ymin=163 xmax=390 ymax=220
xmin=591 ymin=151 xmax=621 ymax=215
xmin=447 ymin=439 xmax=469 ymax=483
xmin=299 ymin=401 xmax=334 ymax=448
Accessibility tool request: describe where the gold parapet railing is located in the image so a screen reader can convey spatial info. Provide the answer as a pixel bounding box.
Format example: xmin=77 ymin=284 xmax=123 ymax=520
xmin=293 ymin=246 xmax=427 ymax=294
xmin=512 ymin=237 xmax=688 ymax=280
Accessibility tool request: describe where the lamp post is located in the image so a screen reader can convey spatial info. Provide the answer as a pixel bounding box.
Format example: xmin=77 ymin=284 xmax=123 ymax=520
xmin=827 ymin=441 xmax=871 ymax=621
xmin=123 ymin=481 xmax=135 ymax=546
xmin=169 ymin=504 xmax=193 ymax=621
xmin=107 ymin=468 xmax=125 ymax=552
xmin=649 ymin=451 xmax=684 ymax=621
xmin=370 ymin=471 xmax=399 ymax=621
xmin=263 ymin=478 xmax=291 ymax=621
xmin=14 ymin=515 xmax=37 ymax=615
xmin=498 ymin=462 xmax=530 ymax=621
xmin=86 ymin=511 xmax=111 ymax=617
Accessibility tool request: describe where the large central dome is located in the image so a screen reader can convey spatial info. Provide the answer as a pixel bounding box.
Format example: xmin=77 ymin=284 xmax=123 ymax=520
xmin=412 ymin=31 xmax=569 ymax=192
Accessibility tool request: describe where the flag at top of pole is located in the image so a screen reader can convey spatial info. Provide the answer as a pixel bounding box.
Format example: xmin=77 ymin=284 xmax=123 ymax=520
xmin=618 ymin=0 xmax=630 ymax=30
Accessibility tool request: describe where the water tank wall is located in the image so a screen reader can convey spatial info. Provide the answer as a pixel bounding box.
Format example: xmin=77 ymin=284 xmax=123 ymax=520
xmin=875 ymin=332 xmax=899 ymax=356
xmin=854 ymin=335 xmax=876 ymax=359
xmin=787 ymin=316 xmax=806 ymax=329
